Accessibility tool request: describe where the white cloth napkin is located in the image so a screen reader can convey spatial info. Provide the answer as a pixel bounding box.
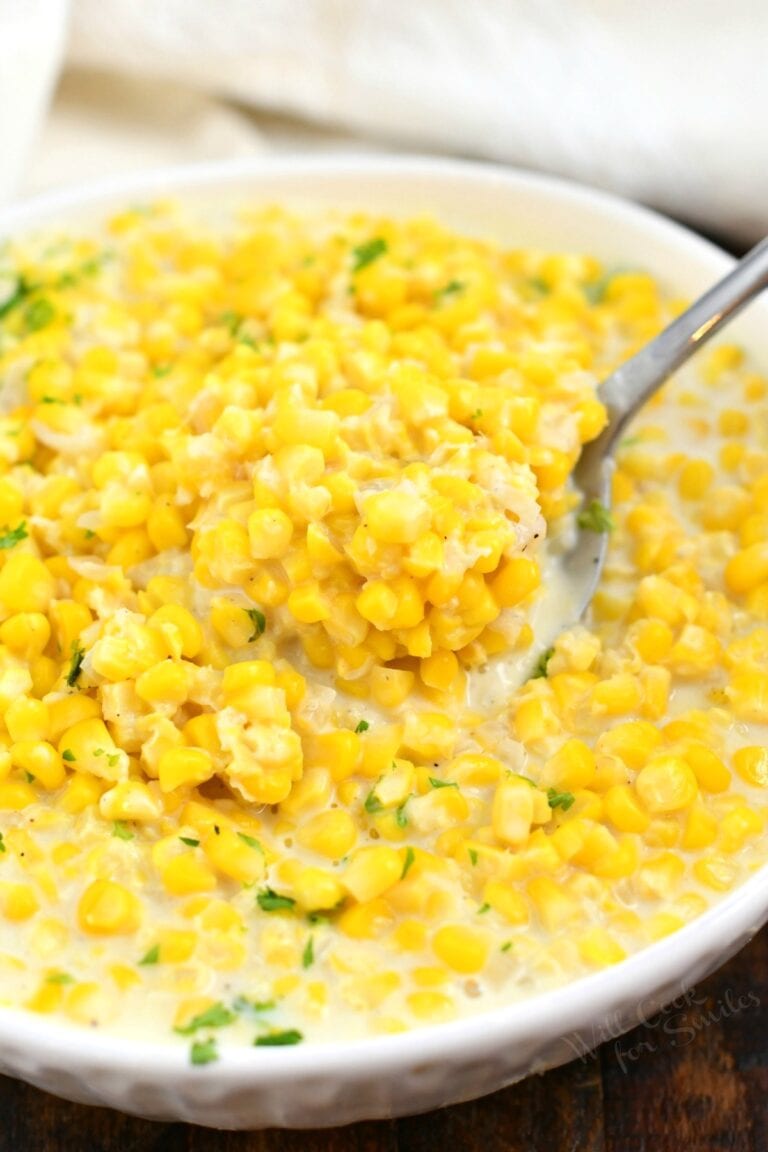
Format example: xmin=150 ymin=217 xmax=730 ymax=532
xmin=6 ymin=0 xmax=768 ymax=243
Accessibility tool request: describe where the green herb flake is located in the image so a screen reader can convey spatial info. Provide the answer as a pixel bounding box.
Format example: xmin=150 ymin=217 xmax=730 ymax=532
xmin=302 ymin=936 xmax=315 ymax=970
xmin=24 ymin=771 xmax=35 ymax=784
xmin=175 ymin=1002 xmax=236 ymax=1035
xmin=354 ymin=719 xmax=370 ymax=734
xmin=577 ymin=499 xmax=615 ymax=534
xmin=501 ymin=941 xmax=513 ymax=953
xmin=254 ymin=1029 xmax=303 ymax=1047
xmin=257 ymin=887 xmax=296 ymax=913
xmin=46 ymin=972 xmax=75 ymax=985
xmin=41 ymin=395 xmax=65 ymax=405
xmin=434 ymin=278 xmax=465 ymax=302
xmin=152 ymin=363 xmax=172 ymax=378
xmin=139 ymin=944 xmax=160 ymax=966
xmin=233 ymin=996 xmax=276 ymax=1015
xmin=0 ymin=276 xmax=34 ymax=321
xmin=525 ymin=276 xmax=550 ymax=297
xmin=532 ymin=647 xmax=554 ymax=680
xmin=0 ymin=832 xmax=5 ymax=854
xmin=351 ymin=237 xmax=388 ymax=273
xmin=395 ymin=799 xmax=409 ymax=828
xmin=468 ymin=848 xmax=478 ymax=866
xmin=179 ymin=836 xmax=200 ymax=848
xmin=190 ymin=1038 xmax=219 ymax=1066
xmin=106 ymin=752 xmax=120 ymax=768
xmin=401 ymin=846 xmax=416 ymax=879
xmin=363 ymin=788 xmax=383 ymax=815
xmin=245 ymin=608 xmax=266 ymax=641
xmin=547 ymin=788 xmax=576 ymax=812
xmin=66 ymin=640 xmax=86 ymax=687
xmin=23 ymin=297 xmax=55 ymax=333
xmin=477 ymin=902 xmax=491 ymax=915
xmin=112 ymin=821 xmax=134 ymax=841
xmin=237 ymin=832 xmax=262 ymax=851
xmin=0 ymin=522 xmax=27 ymax=551
xmin=428 ymin=777 xmax=458 ymax=790
xmin=84 ymin=529 xmax=96 ymax=540
xmin=61 ymin=749 xmax=76 ymax=763
xmin=219 ymin=310 xmax=243 ymax=336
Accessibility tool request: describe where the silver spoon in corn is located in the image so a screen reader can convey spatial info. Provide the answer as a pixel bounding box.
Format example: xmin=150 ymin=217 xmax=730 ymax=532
xmin=527 ymin=236 xmax=768 ymax=680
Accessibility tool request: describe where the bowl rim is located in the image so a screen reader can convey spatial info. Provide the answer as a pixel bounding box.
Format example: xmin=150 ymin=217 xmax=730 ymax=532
xmin=0 ymin=153 xmax=761 ymax=1085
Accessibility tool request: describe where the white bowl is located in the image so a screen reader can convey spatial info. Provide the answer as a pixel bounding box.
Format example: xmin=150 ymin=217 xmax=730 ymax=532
xmin=0 ymin=157 xmax=764 ymax=1130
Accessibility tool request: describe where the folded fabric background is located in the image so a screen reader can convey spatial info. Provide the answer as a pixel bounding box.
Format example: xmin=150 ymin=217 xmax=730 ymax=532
xmin=4 ymin=0 xmax=766 ymax=242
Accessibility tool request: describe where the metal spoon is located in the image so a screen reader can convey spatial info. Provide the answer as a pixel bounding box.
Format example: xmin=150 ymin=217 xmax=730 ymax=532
xmin=528 ymin=236 xmax=768 ymax=676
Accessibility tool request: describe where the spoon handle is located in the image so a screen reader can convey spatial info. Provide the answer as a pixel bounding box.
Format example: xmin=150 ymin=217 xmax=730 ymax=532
xmin=599 ymin=235 xmax=768 ymax=448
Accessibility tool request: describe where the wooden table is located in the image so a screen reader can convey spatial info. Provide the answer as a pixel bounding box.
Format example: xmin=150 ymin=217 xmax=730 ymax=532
xmin=0 ymin=923 xmax=764 ymax=1151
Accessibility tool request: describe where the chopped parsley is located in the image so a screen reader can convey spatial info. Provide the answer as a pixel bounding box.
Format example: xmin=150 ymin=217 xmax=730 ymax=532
xmin=254 ymin=1029 xmax=303 ymax=1047
xmin=477 ymin=902 xmax=491 ymax=915
xmin=66 ymin=640 xmax=85 ymax=687
xmin=152 ymin=363 xmax=172 ymax=378
xmin=354 ymin=719 xmax=370 ymax=734
xmin=139 ymin=944 xmax=160 ymax=966
xmin=0 ymin=832 xmax=5 ymax=854
xmin=237 ymin=832 xmax=262 ymax=851
xmin=401 ymin=846 xmax=415 ymax=879
xmin=434 ymin=278 xmax=465 ymax=301
xmin=179 ymin=836 xmax=200 ymax=847
xmin=501 ymin=941 xmax=513 ymax=953
xmin=363 ymin=788 xmax=383 ymax=815
xmin=23 ymin=297 xmax=55 ymax=333
xmin=525 ymin=276 xmax=550 ymax=297
xmin=468 ymin=848 xmax=478 ymax=866
xmin=0 ymin=522 xmax=27 ymax=550
xmin=0 ymin=275 xmax=34 ymax=320
xmin=302 ymin=936 xmax=315 ymax=969
xmin=175 ymin=1002 xmax=236 ymax=1035
xmin=24 ymin=772 xmax=35 ymax=783
xmin=257 ymin=887 xmax=296 ymax=913
xmin=395 ymin=799 xmax=409 ymax=828
xmin=219 ymin=310 xmax=243 ymax=336
xmin=189 ymin=1038 xmax=219 ymax=1066
xmin=577 ymin=499 xmax=615 ymax=534
xmin=233 ymin=996 xmax=276 ymax=1015
xmin=428 ymin=777 xmax=458 ymax=790
xmin=245 ymin=608 xmax=266 ymax=641
xmin=351 ymin=237 xmax=388 ymax=273
xmin=532 ymin=647 xmax=554 ymax=679
xmin=547 ymin=788 xmax=576 ymax=812
xmin=61 ymin=749 xmax=76 ymax=763
xmin=112 ymin=821 xmax=134 ymax=841
xmin=46 ymin=972 xmax=75 ymax=985
xmin=41 ymin=395 xmax=65 ymax=405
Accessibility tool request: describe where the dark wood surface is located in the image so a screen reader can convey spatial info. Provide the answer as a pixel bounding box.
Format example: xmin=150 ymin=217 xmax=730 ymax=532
xmin=0 ymin=923 xmax=764 ymax=1152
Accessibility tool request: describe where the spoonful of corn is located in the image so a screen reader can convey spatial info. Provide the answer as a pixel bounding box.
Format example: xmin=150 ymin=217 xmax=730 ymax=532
xmin=525 ymin=235 xmax=768 ymax=682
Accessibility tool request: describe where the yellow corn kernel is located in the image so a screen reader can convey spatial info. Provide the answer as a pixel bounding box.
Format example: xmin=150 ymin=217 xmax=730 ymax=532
xmin=725 ymin=543 xmax=768 ymax=595
xmin=364 ymin=489 xmax=431 ymax=545
xmin=291 ymin=866 xmax=345 ymax=912
xmin=160 ymin=855 xmax=218 ymax=896
xmin=0 ymin=882 xmax=39 ymax=921
xmin=542 ymin=738 xmax=596 ymax=790
xmin=603 ymin=784 xmax=650 ymax=833
xmin=155 ymin=929 xmax=197 ymax=964
xmin=202 ymin=826 xmax=265 ymax=884
xmin=99 ymin=780 xmax=162 ymax=822
xmin=402 ymin=711 xmax=456 ymax=759
xmin=635 ymin=755 xmax=697 ymax=813
xmin=341 ymin=846 xmax=403 ymax=903
xmin=370 ymin=667 xmax=415 ymax=708
xmin=677 ymin=458 xmax=714 ymax=500
xmin=5 ymin=697 xmax=49 ymax=743
xmin=59 ymin=771 xmax=105 ymax=813
xmin=728 ymin=672 xmax=768 ymax=722
xmin=157 ymin=747 xmax=215 ymax=794
xmin=693 ymin=855 xmax=737 ymax=891
xmin=0 ymin=554 xmax=56 ymax=613
xmin=149 ymin=605 xmax=203 ymax=659
xmin=247 ymin=507 xmax=293 ymax=559
xmin=337 ymin=897 xmax=394 ymax=940
xmin=57 ymin=719 xmax=126 ymax=780
xmin=432 ymin=924 xmax=489 ymax=974
xmin=78 ymin=880 xmax=142 ymax=935
xmin=733 ymin=745 xmax=768 ymax=787
xmin=482 ymin=880 xmax=529 ymax=925
xmin=491 ymin=777 xmax=535 ymax=846
xmin=684 ymin=745 xmax=730 ymax=793
xmin=394 ymin=919 xmax=428 ymax=951
xmin=135 ymin=659 xmax=191 ymax=706
xmin=10 ymin=741 xmax=65 ymax=790
xmin=527 ymin=876 xmax=579 ymax=930
xmin=490 ymin=556 xmax=540 ymax=607
xmin=297 ymin=809 xmax=357 ymax=859
xmin=578 ymin=928 xmax=626 ymax=967
xmin=0 ymin=612 xmax=51 ymax=657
